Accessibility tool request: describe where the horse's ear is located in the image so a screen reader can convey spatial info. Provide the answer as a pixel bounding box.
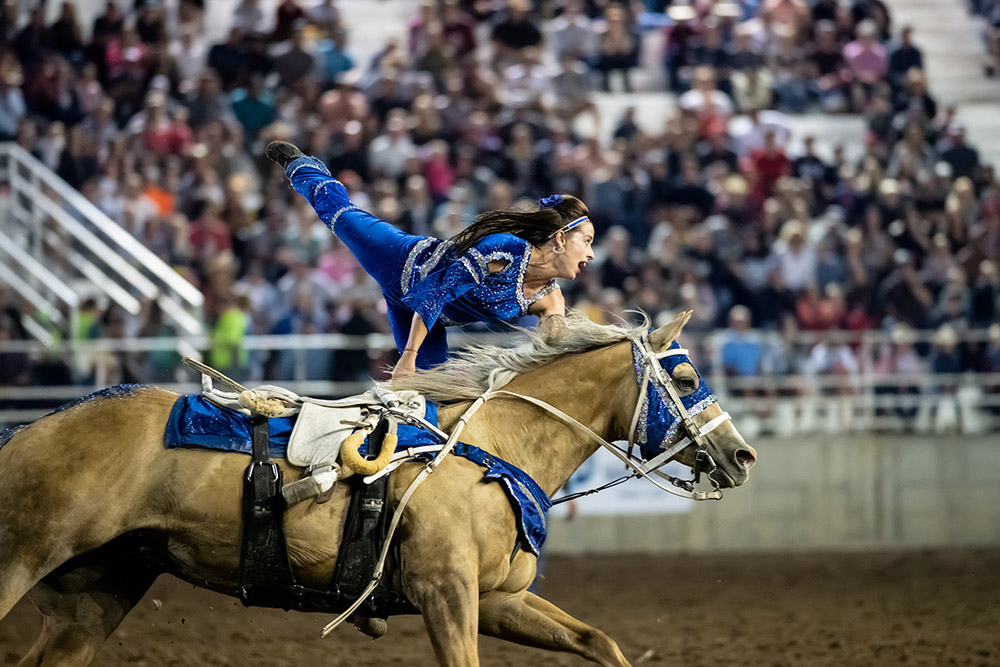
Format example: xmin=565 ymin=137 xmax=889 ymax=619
xmin=648 ymin=310 xmax=693 ymax=351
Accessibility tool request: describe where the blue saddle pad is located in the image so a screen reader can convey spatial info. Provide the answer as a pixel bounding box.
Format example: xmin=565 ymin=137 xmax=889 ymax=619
xmin=164 ymin=394 xmax=551 ymax=554
xmin=164 ymin=394 xmax=294 ymax=457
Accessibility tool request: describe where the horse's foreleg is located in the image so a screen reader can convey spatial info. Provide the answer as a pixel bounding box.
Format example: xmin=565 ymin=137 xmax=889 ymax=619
xmin=478 ymin=590 xmax=632 ymax=667
xmin=406 ymin=574 xmax=481 ymax=667
xmin=17 ymin=549 xmax=159 ymax=667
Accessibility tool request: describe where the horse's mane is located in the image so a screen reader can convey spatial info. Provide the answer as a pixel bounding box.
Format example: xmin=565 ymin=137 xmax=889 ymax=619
xmin=388 ymin=312 xmax=648 ymax=403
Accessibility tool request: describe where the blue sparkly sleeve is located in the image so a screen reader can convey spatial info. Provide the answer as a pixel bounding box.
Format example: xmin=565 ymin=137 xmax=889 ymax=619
xmin=470 ymin=233 xmax=530 ymax=260
xmin=401 ymin=253 xmax=485 ymax=329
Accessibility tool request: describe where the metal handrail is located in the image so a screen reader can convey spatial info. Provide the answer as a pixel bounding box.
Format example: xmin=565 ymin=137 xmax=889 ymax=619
xmin=0 ymin=142 xmax=203 ymax=306
xmin=0 ymin=142 xmax=203 ymax=337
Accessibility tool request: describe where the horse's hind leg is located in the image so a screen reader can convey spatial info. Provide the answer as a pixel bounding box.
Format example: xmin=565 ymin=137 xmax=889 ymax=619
xmin=17 ymin=545 xmax=159 ymax=667
xmin=478 ymin=590 xmax=632 ymax=667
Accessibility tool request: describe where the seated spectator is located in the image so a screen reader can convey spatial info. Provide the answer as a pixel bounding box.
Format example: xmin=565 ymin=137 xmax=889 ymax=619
xmin=719 ymin=305 xmax=766 ymax=382
xmin=939 ymin=124 xmax=979 ymax=180
xmin=877 ymin=249 xmax=934 ymax=328
xmin=770 ymin=219 xmax=815 ymax=292
xmin=415 ymin=21 xmax=456 ymax=84
xmin=770 ymin=25 xmax=810 ymax=113
xmin=688 ymin=18 xmax=731 ymax=89
xmin=232 ymin=0 xmax=267 ymax=36
xmin=57 ymin=125 xmax=100 ymax=189
xmin=727 ymin=23 xmax=764 ymax=73
xmin=316 ymin=25 xmax=355 ymax=87
xmin=490 ymin=0 xmax=543 ymax=68
xmin=678 ymin=66 xmax=735 ymax=138
xmin=697 ymin=132 xmax=739 ymax=172
xmin=871 ymin=323 xmax=922 ymax=426
xmin=272 ymin=0 xmax=306 ymax=44
xmin=764 ymin=0 xmax=810 ymax=30
xmin=47 ymin=2 xmax=85 ymax=65
xmin=0 ymin=68 xmax=25 ymax=141
xmin=806 ymin=21 xmax=848 ymax=112
xmin=894 ymin=67 xmax=937 ymax=120
xmin=597 ymin=226 xmax=637 ymax=291
xmin=664 ymin=155 xmax=715 ymax=216
xmin=307 ymin=0 xmax=341 ymax=39
xmin=744 ymin=128 xmax=791 ymax=201
xmin=842 ymin=20 xmax=888 ymax=111
xmin=367 ymin=109 xmax=416 ymax=180
xmin=442 ymin=0 xmax=477 ymax=58
xmin=663 ymin=3 xmax=698 ymax=91
xmin=730 ymin=67 xmax=773 ymax=113
xmin=550 ymin=0 xmax=593 ymax=60
xmin=273 ymin=26 xmax=316 ymax=90
xmin=592 ymin=3 xmax=640 ymax=92
xmin=797 ymin=282 xmax=847 ymax=330
xmin=970 ymin=259 xmax=999 ymax=327
xmin=888 ymin=24 xmax=922 ymax=91
xmin=231 ymin=76 xmax=276 ymax=143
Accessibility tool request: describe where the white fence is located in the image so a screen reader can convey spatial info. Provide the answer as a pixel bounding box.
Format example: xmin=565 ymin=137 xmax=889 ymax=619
xmin=1 ymin=327 xmax=997 ymax=435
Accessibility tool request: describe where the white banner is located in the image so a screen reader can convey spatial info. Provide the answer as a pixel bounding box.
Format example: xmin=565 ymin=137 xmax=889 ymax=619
xmin=549 ymin=445 xmax=696 ymax=516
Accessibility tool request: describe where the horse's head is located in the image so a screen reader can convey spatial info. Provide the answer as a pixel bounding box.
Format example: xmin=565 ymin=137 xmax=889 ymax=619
xmin=629 ymin=311 xmax=756 ymax=491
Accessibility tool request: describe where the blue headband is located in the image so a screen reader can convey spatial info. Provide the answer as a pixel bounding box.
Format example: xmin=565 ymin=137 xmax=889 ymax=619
xmin=547 ymin=215 xmax=589 ymax=239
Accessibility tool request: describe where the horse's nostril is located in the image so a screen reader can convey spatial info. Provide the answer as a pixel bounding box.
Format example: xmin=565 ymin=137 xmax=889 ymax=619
xmin=735 ymin=449 xmax=756 ymax=469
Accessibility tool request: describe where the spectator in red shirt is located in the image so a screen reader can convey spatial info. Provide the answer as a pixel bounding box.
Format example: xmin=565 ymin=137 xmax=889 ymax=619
xmin=442 ymin=0 xmax=476 ymax=58
xmin=188 ymin=201 xmax=233 ymax=263
xmin=745 ymin=129 xmax=791 ymax=201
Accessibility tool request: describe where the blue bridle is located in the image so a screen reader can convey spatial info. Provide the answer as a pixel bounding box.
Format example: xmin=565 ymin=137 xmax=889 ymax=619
xmin=623 ymin=336 xmax=734 ymax=498
xmin=630 ymin=339 xmax=719 ymax=460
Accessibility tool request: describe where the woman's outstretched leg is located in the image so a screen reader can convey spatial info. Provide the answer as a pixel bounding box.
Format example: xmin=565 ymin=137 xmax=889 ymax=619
xmin=265 ymin=141 xmax=420 ymax=289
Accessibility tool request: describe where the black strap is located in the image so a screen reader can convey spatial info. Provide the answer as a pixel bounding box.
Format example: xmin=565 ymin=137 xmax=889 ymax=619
xmin=238 ymin=413 xmax=295 ymax=607
xmin=330 ymin=416 xmax=414 ymax=618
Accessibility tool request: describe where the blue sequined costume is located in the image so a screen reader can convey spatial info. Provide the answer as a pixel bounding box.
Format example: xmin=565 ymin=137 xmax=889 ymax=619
xmin=286 ymin=156 xmax=559 ymax=368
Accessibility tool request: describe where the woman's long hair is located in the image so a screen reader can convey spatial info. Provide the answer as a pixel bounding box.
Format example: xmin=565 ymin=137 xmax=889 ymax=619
xmin=450 ymin=195 xmax=589 ymax=255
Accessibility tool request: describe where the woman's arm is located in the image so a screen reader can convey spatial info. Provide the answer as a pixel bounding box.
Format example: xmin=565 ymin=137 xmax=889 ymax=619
xmin=393 ymin=311 xmax=429 ymax=379
xmin=531 ymin=288 xmax=567 ymax=346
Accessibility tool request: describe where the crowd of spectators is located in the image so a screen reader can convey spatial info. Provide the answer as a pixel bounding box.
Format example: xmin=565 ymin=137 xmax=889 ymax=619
xmin=0 ymin=0 xmax=997 ymax=422
xmin=969 ymin=0 xmax=1000 ymax=77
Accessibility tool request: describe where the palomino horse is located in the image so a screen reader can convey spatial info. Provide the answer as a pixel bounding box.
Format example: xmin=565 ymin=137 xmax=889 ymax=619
xmin=0 ymin=311 xmax=756 ymax=666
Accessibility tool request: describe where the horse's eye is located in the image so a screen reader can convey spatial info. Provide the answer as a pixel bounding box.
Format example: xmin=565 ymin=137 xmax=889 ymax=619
xmin=679 ymin=377 xmax=697 ymax=391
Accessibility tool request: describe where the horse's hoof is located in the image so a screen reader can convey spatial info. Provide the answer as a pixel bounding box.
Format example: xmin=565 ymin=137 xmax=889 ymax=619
xmin=352 ymin=615 xmax=388 ymax=639
xmin=265 ymin=141 xmax=305 ymax=169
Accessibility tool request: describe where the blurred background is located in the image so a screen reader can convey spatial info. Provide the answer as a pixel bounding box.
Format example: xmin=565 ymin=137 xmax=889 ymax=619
xmin=3 ymin=0 xmax=1000 ymax=665
xmin=1 ymin=0 xmax=999 ymax=557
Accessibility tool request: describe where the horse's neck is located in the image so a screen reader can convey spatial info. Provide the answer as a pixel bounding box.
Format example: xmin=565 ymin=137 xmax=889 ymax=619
xmin=436 ymin=343 xmax=634 ymax=496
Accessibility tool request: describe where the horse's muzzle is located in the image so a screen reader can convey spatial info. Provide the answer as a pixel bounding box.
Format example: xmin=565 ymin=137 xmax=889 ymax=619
xmin=710 ymin=444 xmax=756 ymax=488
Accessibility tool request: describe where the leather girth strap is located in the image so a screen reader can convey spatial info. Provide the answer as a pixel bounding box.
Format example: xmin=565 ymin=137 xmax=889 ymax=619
xmin=330 ymin=416 xmax=414 ymax=619
xmin=238 ymin=413 xmax=295 ymax=607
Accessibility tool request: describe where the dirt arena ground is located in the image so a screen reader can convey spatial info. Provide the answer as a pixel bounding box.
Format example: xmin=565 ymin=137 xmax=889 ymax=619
xmin=3 ymin=549 xmax=999 ymax=666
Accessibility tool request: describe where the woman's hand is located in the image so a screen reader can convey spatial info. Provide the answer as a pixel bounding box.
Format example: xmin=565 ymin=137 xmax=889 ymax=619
xmin=392 ymin=349 xmax=418 ymax=380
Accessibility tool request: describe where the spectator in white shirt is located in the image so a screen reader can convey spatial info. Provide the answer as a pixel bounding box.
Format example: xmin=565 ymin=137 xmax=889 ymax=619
xmin=367 ymin=109 xmax=416 ymax=179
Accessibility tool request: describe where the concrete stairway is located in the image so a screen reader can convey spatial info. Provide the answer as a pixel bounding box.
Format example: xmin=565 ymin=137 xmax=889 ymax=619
xmin=883 ymin=0 xmax=1000 ymax=167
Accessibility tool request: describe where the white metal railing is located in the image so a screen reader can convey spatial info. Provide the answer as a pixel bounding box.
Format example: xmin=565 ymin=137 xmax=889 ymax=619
xmin=1 ymin=328 xmax=998 ymax=435
xmin=0 ymin=142 xmax=204 ymax=336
